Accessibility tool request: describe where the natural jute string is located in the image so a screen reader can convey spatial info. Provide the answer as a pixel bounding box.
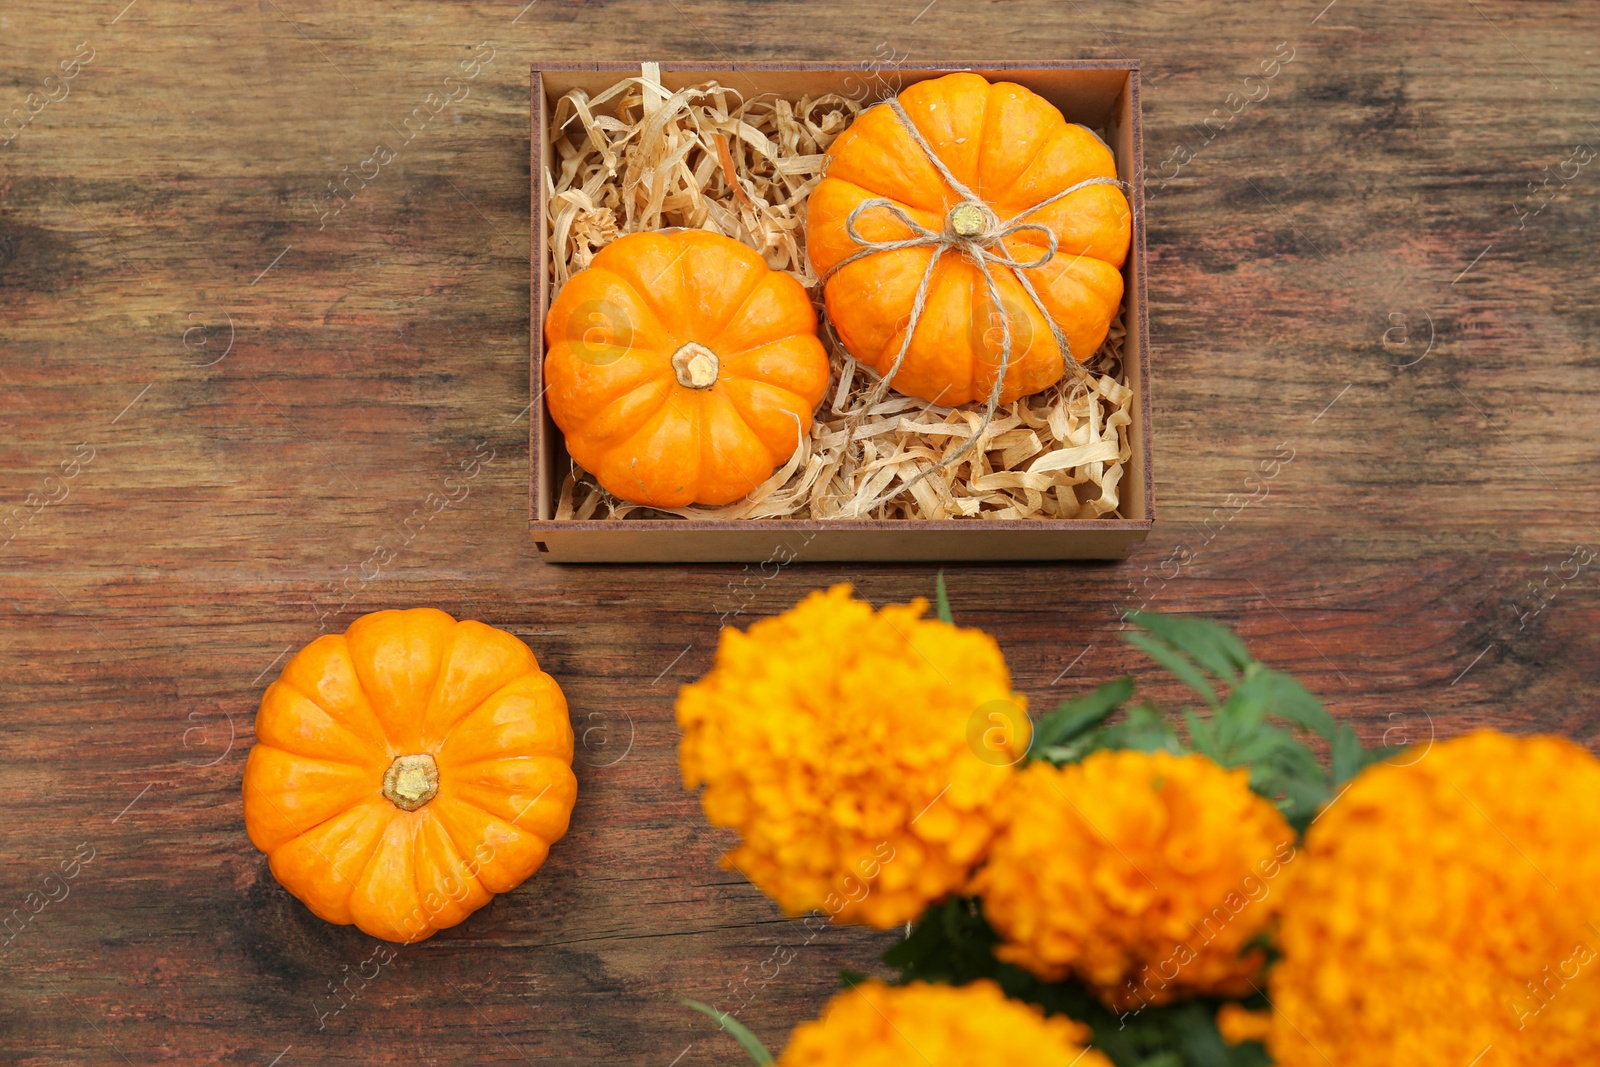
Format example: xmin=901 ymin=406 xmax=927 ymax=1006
xmin=820 ymin=98 xmax=1128 ymax=516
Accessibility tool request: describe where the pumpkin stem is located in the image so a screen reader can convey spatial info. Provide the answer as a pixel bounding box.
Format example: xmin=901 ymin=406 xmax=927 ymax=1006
xmin=947 ymin=202 xmax=988 ymax=238
xmin=382 ymin=753 xmax=439 ymax=811
xmin=671 ymin=343 xmax=720 ymax=389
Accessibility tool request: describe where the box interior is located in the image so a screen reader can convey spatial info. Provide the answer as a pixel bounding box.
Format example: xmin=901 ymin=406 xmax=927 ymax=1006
xmin=531 ymin=64 xmax=1149 ymax=535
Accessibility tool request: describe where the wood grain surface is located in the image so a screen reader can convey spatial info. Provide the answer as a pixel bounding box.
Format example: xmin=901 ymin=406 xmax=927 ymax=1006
xmin=2 ymin=1 xmax=1597 ymax=1064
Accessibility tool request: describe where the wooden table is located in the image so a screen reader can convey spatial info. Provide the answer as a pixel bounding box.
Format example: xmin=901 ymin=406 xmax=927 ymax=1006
xmin=3 ymin=1 xmax=1596 ymax=1063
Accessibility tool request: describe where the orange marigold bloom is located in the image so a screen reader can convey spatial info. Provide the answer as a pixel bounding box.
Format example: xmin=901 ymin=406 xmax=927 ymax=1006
xmin=973 ymin=749 xmax=1296 ymax=1010
xmin=776 ymin=980 xmax=1113 ymax=1067
xmin=676 ymin=584 xmax=1025 ymax=927
xmin=1269 ymin=730 xmax=1600 ymax=1067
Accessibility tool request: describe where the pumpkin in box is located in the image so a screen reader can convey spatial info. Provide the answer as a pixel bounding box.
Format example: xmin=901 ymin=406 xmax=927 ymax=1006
xmin=807 ymin=72 xmax=1132 ymax=406
xmin=543 ymin=229 xmax=830 ymax=508
xmin=242 ymin=608 xmax=576 ymax=942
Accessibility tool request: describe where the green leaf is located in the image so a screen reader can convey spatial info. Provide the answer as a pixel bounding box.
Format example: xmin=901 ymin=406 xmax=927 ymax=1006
xmin=1029 ymin=676 xmax=1134 ymax=756
xmin=1165 ymin=999 xmax=1274 ymax=1067
xmin=838 ymin=969 xmax=868 ymax=990
xmin=1234 ymin=668 xmax=1336 ymax=740
xmin=1039 ymin=702 xmax=1187 ymax=765
xmin=1125 ymin=631 xmax=1220 ymax=707
xmin=1036 ymin=742 xmax=1096 ymax=764
xmin=1330 ymin=724 xmax=1365 ymax=785
xmin=1101 ymin=703 xmax=1186 ymax=755
xmin=1273 ymin=772 xmax=1335 ymax=832
xmin=1183 ymin=707 xmax=1219 ymax=759
xmin=1122 ymin=611 xmax=1393 ymax=814
xmin=1126 ymin=611 xmax=1255 ymax=683
xmin=680 ymin=999 xmax=775 ymax=1066
xmin=1214 ymin=682 xmax=1270 ymax=752
xmin=934 ymin=571 xmax=954 ymax=624
xmin=882 ymin=899 xmax=1277 ymax=1067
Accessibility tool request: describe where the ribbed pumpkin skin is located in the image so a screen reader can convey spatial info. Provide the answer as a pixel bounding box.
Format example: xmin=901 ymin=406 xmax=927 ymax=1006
xmin=242 ymin=608 xmax=576 ymax=943
xmin=807 ymin=72 xmax=1132 ymax=406
xmin=543 ymin=230 xmax=830 ymax=508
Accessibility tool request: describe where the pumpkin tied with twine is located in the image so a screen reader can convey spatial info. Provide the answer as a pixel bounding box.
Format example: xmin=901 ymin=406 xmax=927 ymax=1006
xmin=807 ymin=73 xmax=1132 ymax=407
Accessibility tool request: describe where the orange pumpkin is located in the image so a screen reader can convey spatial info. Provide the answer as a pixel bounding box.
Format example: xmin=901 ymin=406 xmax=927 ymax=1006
xmin=543 ymin=229 xmax=830 ymax=508
xmin=807 ymin=73 xmax=1132 ymax=406
xmin=242 ymin=608 xmax=576 ymax=943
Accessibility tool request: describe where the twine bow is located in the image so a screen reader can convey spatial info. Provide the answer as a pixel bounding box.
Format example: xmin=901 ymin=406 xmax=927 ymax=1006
xmin=821 ymin=97 xmax=1129 ymax=515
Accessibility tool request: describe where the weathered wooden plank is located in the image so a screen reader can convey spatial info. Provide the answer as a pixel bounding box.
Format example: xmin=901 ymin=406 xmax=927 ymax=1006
xmin=2 ymin=0 xmax=1598 ymax=1063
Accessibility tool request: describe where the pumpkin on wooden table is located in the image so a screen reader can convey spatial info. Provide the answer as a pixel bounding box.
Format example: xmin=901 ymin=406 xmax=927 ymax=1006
xmin=807 ymin=72 xmax=1132 ymax=406
xmin=543 ymin=229 xmax=830 ymax=508
xmin=242 ymin=608 xmax=576 ymax=943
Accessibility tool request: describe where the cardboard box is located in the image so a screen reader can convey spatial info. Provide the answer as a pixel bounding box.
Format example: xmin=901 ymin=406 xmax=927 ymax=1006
xmin=530 ymin=62 xmax=1151 ymax=563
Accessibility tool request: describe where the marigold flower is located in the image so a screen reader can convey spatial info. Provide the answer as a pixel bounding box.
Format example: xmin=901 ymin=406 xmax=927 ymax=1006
xmin=676 ymin=584 xmax=1025 ymax=927
xmin=1268 ymin=729 xmax=1600 ymax=1067
xmin=776 ymin=979 xmax=1113 ymax=1067
xmin=973 ymin=749 xmax=1296 ymax=1010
